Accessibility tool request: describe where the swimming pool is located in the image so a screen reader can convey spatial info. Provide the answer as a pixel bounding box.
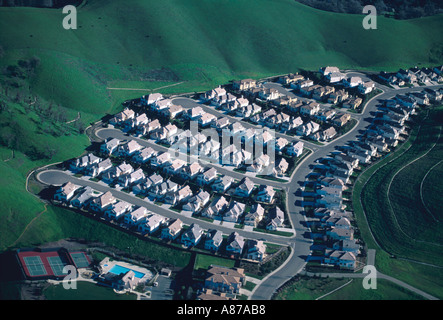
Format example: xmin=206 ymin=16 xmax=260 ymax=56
xmin=109 ymin=264 xmax=145 ymax=279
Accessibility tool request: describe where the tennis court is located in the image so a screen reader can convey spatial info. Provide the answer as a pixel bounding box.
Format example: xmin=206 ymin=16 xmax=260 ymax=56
xmin=23 ymin=256 xmax=48 ymax=277
xmin=70 ymin=252 xmax=91 ymax=269
xmin=47 ymin=256 xmax=68 ymax=276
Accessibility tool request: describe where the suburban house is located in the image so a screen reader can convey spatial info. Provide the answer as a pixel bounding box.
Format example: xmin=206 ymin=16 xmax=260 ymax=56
xmin=258 ymin=87 xmax=280 ymax=101
xmin=246 ymin=240 xmax=267 ymax=262
xmin=181 ymin=223 xmax=204 ymax=248
xmin=343 ymin=77 xmax=363 ymax=88
xmin=322 ymin=127 xmax=337 ymax=141
xmin=70 ymin=153 xmax=101 ymax=173
xmin=118 ymin=168 xmax=145 ymax=187
xmin=278 ymin=73 xmax=304 ymax=85
xmin=342 ymin=97 xmax=362 ymax=110
xmin=104 ymin=200 xmax=132 ymax=221
xmin=320 ymin=66 xmax=340 ymax=76
xmin=202 ymin=86 xmax=227 ymax=102
xmin=123 ymin=206 xmax=148 ymax=227
xmin=70 ymin=186 xmax=95 ymax=209
xmin=100 ymin=138 xmax=121 ymax=155
xmin=333 ymin=113 xmax=351 ymax=127
xmin=212 ymin=175 xmax=234 ymax=193
xmin=204 ymin=229 xmax=224 ymax=252
xmin=89 ymin=191 xmax=116 ymax=213
xmin=316 ymin=109 xmax=336 ymax=122
xmin=204 ymin=266 xmax=246 ymax=295
xmin=256 ymin=185 xmax=276 ymax=203
xmin=132 ymin=147 xmax=156 ymax=164
xmin=285 ymin=141 xmax=304 ymax=157
xmin=148 ymin=179 xmax=178 ymax=200
xmin=54 ymin=182 xmax=81 ymax=202
xmin=358 ymin=81 xmax=375 ymax=94
xmin=290 ymin=79 xmax=314 ymax=91
xmin=299 ymin=102 xmax=320 ymax=116
xmin=324 ymin=250 xmax=356 ymax=270
xmin=161 ymin=219 xmax=183 ymax=241
xmin=234 ymin=177 xmax=255 ymax=198
xmin=138 ymin=214 xmax=166 ymax=235
xmin=199 ymin=113 xmax=218 ymax=127
xmin=101 ymin=162 xmax=134 ymax=183
xmin=244 ymin=204 xmax=265 ymax=227
xmin=109 ymin=108 xmax=135 ymax=125
xmin=141 ymin=93 xmax=163 ymax=106
xmin=327 ymin=227 xmax=354 ymax=241
xmin=266 ymin=207 xmax=285 ymax=230
xmin=151 ymin=99 xmax=172 ymax=113
xmin=225 ymin=232 xmax=245 ymax=257
xmin=117 ymin=140 xmax=143 ymax=157
xmin=328 ymin=90 xmax=349 ymax=104
xmin=87 ymin=158 xmax=113 ymax=178
xmin=180 ymin=162 xmax=204 ymax=181
xmin=182 ymin=190 xmax=211 ymax=213
xmin=247 ymin=153 xmax=271 ymax=173
xmin=325 ymin=72 xmax=345 ymax=84
xmin=203 ymin=196 xmax=229 ymax=219
xmin=273 ymin=157 xmax=289 ymax=177
xmin=162 ymin=158 xmax=187 ymax=177
xmin=196 ymin=167 xmax=218 ymax=186
xmin=224 ymin=201 xmax=246 ymax=223
xmin=396 ymin=69 xmax=417 ymax=83
xmin=150 ymin=152 xmax=172 ymax=168
xmin=232 ymin=79 xmax=257 ymax=91
xmin=312 ymin=85 xmax=335 ymax=101
xmin=164 ymin=104 xmax=184 ymax=119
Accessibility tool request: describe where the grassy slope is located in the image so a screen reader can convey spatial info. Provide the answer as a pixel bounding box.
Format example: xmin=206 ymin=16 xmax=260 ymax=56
xmin=352 ymin=106 xmax=443 ymax=299
xmin=0 ymin=0 xmax=442 ymax=264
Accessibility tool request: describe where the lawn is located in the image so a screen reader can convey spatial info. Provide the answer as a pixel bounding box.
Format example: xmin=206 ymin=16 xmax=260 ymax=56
xmin=194 ymin=254 xmax=236 ymax=271
xmin=273 ymin=275 xmax=425 ymax=300
xmin=322 ymin=279 xmax=425 ymax=300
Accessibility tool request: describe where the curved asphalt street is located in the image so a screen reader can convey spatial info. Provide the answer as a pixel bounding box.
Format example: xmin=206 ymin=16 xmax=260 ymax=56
xmin=36 ymin=78 xmax=443 ymax=300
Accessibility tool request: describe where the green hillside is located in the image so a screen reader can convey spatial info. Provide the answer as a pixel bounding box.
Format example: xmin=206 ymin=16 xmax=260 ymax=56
xmin=0 ymin=0 xmax=442 ymax=253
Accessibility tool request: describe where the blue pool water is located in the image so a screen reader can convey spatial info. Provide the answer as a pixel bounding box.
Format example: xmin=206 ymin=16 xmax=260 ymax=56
xmin=109 ymin=264 xmax=145 ymax=279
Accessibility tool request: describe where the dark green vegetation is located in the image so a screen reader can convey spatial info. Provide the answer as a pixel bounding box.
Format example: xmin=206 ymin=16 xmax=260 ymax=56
xmin=273 ymin=275 xmax=424 ymax=300
xmin=0 ymin=0 xmax=442 ymax=265
xmin=296 ymin=0 xmax=443 ymax=19
xmin=352 ymin=105 xmax=443 ymax=299
xmin=43 ymin=281 xmax=137 ymax=300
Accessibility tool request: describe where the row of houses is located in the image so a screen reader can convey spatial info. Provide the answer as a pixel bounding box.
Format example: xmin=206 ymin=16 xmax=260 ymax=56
xmin=379 ymin=65 xmax=443 ymax=87
xmin=53 ymin=182 xmax=267 ymax=262
xmin=320 ymin=66 xmax=376 ymax=95
xmin=200 ymin=81 xmax=350 ymax=144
